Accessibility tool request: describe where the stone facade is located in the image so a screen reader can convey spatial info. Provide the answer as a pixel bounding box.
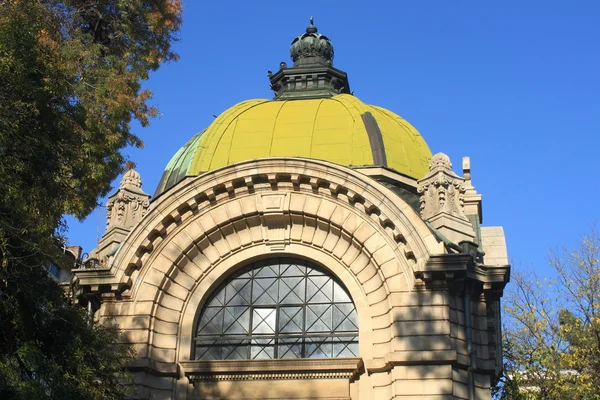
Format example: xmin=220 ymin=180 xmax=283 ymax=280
xmin=73 ymin=157 xmax=509 ymax=399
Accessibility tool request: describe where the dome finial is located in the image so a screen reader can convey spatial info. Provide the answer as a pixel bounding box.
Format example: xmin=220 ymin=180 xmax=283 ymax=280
xmin=306 ymin=16 xmax=317 ymax=33
xmin=120 ymin=168 xmax=142 ymax=188
xmin=270 ymin=19 xmax=349 ymax=99
xmin=290 ymin=17 xmax=333 ymax=65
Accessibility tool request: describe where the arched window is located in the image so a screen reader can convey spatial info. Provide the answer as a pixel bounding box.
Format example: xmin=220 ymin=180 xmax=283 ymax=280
xmin=194 ymin=258 xmax=358 ymax=360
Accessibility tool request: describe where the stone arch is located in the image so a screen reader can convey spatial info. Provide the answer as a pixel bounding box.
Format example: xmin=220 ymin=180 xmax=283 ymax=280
xmin=92 ymin=158 xmax=443 ymax=396
xmin=132 ymin=204 xmax=402 ymax=372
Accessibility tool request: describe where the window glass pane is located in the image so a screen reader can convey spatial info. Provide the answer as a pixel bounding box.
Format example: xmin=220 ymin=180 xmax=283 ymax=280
xmin=196 ymin=340 xmax=222 ymax=360
xmin=223 ymin=306 xmax=250 ymax=334
xmin=278 ymin=338 xmax=303 ymax=358
xmin=206 ymin=288 xmax=225 ymax=307
xmin=306 ymin=276 xmax=333 ymax=303
xmin=306 ymin=304 xmax=332 ymax=332
xmin=225 ymin=279 xmax=251 ymax=306
xmin=279 ymin=276 xmax=305 ymax=304
xmin=333 ymin=304 xmax=358 ymax=331
xmin=307 ymin=267 xmax=325 ymax=276
xmin=237 ymin=270 xmax=252 ymax=278
xmin=48 ymin=263 xmax=60 ymax=278
xmin=333 ymin=336 xmax=359 ymax=357
xmin=251 ymin=338 xmax=275 ymax=359
xmin=333 ymin=283 xmax=351 ymax=302
xmin=197 ymin=308 xmax=223 ymax=335
xmin=252 ymin=308 xmax=276 ymax=333
xmin=306 ymin=337 xmax=332 ymax=358
xmin=252 ymin=278 xmax=278 ymax=304
xmin=254 ymin=265 xmax=278 ymax=278
xmin=281 ymin=263 xmax=305 ymax=276
xmin=279 ymin=306 xmax=303 ymax=333
xmin=222 ymin=339 xmax=248 ymax=360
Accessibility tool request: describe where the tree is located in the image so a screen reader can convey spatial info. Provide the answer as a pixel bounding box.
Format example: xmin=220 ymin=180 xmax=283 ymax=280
xmin=0 ymin=1 xmax=182 ymax=398
xmin=496 ymin=228 xmax=600 ymax=399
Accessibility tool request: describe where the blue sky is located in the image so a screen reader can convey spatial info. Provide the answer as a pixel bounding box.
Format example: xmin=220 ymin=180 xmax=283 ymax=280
xmin=66 ymin=1 xmax=600 ymax=276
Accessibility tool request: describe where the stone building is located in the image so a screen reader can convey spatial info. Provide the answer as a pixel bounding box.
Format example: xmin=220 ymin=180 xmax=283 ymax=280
xmin=73 ymin=20 xmax=510 ymax=400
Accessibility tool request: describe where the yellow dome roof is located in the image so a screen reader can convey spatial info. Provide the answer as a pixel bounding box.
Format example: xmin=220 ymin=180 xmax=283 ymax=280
xmin=155 ymin=94 xmax=432 ymax=196
xmin=155 ymin=21 xmax=434 ymax=197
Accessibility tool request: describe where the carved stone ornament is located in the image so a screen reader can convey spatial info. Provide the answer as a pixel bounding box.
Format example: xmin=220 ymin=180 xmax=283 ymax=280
xmin=120 ymin=168 xmax=142 ymax=189
xmin=417 ymin=153 xmax=466 ymax=220
xmin=105 ymin=169 xmax=150 ymax=232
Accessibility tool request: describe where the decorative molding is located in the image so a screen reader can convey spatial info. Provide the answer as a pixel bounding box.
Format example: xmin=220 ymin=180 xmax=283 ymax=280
xmin=182 ymin=358 xmax=363 ymax=383
xmin=189 ymin=371 xmax=354 ymax=382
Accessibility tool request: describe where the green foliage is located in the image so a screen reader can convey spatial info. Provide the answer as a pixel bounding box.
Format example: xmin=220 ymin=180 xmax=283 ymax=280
xmin=0 ymin=264 xmax=135 ymax=399
xmin=0 ymin=0 xmax=181 ymax=398
xmin=496 ymin=228 xmax=600 ymax=399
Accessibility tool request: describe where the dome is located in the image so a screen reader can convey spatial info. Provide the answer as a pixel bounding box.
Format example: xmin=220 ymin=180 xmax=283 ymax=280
xmin=154 ymin=20 xmax=433 ymax=197
xmin=155 ymin=94 xmax=432 ymax=196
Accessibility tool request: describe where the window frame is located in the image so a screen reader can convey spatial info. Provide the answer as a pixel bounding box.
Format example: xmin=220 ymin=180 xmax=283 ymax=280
xmin=193 ymin=257 xmax=359 ymax=360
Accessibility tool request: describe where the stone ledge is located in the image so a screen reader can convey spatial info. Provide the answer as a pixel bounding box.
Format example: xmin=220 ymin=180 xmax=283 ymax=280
xmin=180 ymin=357 xmax=363 ymax=382
xmin=180 ymin=357 xmax=362 ymax=374
xmin=419 ymin=253 xmax=510 ymax=293
xmin=365 ymin=350 xmax=458 ymax=373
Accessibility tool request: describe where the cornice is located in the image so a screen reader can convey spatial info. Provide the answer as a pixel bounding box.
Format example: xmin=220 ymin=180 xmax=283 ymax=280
xmin=418 ymin=253 xmax=510 ymax=294
xmin=181 ymin=357 xmax=363 ymax=383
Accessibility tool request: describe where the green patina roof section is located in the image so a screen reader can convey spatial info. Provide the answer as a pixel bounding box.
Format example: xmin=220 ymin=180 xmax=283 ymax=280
xmin=154 ymin=130 xmax=206 ymax=197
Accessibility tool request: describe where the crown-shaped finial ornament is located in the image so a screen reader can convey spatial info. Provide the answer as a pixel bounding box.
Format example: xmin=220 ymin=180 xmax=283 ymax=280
xmin=290 ymin=17 xmax=334 ymax=66
xmin=120 ymin=169 xmax=142 ymax=188
xmin=269 ymin=18 xmax=350 ymax=99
